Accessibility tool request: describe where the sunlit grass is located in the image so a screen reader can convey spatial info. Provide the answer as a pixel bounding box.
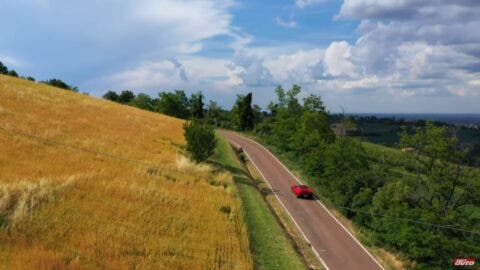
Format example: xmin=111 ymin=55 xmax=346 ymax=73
xmin=0 ymin=75 xmax=252 ymax=269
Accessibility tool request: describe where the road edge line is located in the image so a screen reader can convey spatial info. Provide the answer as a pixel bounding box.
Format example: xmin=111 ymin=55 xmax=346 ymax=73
xmin=228 ymin=131 xmax=385 ymax=270
xmin=223 ymin=132 xmax=330 ymax=270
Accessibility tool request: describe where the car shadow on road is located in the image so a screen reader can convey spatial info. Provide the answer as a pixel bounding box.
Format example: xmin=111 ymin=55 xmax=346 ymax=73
xmin=296 ymin=196 xmax=316 ymax=201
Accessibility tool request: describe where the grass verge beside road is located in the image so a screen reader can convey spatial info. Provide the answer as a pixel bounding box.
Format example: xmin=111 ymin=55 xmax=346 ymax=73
xmin=211 ymin=134 xmax=306 ymax=270
xmin=241 ymin=132 xmax=405 ymax=270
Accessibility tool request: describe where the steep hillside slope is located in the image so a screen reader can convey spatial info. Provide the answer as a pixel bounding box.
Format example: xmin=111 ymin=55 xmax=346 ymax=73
xmin=0 ymin=75 xmax=252 ymax=269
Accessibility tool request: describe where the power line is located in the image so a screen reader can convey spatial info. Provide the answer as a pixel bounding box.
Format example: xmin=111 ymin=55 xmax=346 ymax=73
xmin=2 ymin=125 xmax=479 ymax=235
xmin=315 ymin=195 xmax=480 ymax=235
xmin=0 ymin=125 xmax=154 ymax=167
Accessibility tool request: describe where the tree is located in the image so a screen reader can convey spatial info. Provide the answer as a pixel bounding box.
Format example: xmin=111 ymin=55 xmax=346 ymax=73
xmin=0 ymin=61 xmax=19 ymax=78
xmin=466 ymin=143 xmax=480 ymax=166
xmin=183 ymin=120 xmax=217 ymax=163
xmin=205 ymin=100 xmax=222 ymax=126
xmin=322 ymin=137 xmax=374 ymax=209
xmin=233 ymin=93 xmax=254 ymax=130
xmin=303 ymin=94 xmax=326 ymax=113
xmin=399 ymin=122 xmax=478 ymax=216
xmin=364 ymin=122 xmax=480 ymax=268
xmin=274 ymin=85 xmax=287 ymax=108
xmin=6 ymin=70 xmax=18 ymax=78
xmin=103 ymin=91 xmax=119 ymax=102
xmin=130 ymin=93 xmax=153 ymax=110
xmin=267 ymin=85 xmax=303 ymax=150
xmin=118 ymin=90 xmax=135 ymax=104
xmin=252 ymin=104 xmax=263 ymax=126
xmin=42 ymin=79 xmax=78 ymax=92
xmin=286 ymin=84 xmax=302 ymax=114
xmin=190 ymin=91 xmax=204 ymax=118
xmin=155 ymin=90 xmax=190 ymax=119
xmin=0 ymin=61 xmax=8 ymax=75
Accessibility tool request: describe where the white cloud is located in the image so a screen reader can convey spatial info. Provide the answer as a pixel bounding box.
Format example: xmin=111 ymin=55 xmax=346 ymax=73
xmin=295 ymin=0 xmax=326 ymax=9
xmin=329 ymin=0 xmax=480 ymax=99
xmin=7 ymin=0 xmax=244 ymax=95
xmin=341 ymin=76 xmax=379 ymax=90
xmin=265 ymin=49 xmax=324 ymax=83
xmin=106 ymin=60 xmax=184 ymax=90
xmin=228 ymin=52 xmax=275 ymax=87
xmin=105 ymin=57 xmax=241 ymax=93
xmin=5 ymin=0 xmax=480 ymax=112
xmin=130 ymin=0 xmax=233 ymax=45
xmin=4 ymin=0 xmax=236 ymax=64
xmin=323 ymin=41 xmax=355 ymax=77
xmin=275 ymin=17 xmax=297 ymax=28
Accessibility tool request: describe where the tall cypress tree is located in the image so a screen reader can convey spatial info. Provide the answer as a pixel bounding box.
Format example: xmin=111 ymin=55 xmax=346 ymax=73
xmin=0 ymin=61 xmax=8 ymax=75
xmin=234 ymin=92 xmax=254 ymax=130
xmin=190 ymin=91 xmax=204 ymax=119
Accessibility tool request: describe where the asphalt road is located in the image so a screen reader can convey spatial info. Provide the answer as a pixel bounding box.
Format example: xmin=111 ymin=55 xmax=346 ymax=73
xmin=220 ymin=131 xmax=384 ymax=270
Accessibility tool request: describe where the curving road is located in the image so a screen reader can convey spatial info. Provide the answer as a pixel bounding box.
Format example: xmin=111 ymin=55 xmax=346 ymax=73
xmin=220 ymin=131 xmax=384 ymax=270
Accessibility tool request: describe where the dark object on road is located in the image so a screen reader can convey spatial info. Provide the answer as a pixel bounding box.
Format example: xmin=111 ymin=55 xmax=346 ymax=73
xmin=291 ymin=184 xmax=314 ymax=198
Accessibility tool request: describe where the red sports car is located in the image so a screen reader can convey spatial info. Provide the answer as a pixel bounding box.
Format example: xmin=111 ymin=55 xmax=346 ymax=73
xmin=291 ymin=184 xmax=314 ymax=198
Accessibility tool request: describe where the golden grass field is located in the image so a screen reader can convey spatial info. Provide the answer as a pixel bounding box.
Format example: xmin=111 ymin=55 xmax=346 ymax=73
xmin=0 ymin=75 xmax=252 ymax=269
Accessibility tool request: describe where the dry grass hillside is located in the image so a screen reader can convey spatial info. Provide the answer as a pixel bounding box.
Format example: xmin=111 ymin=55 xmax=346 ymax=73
xmin=0 ymin=75 xmax=252 ymax=269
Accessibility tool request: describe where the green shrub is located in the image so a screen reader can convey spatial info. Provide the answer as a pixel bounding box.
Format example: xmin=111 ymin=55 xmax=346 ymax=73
xmin=183 ymin=120 xmax=217 ymax=163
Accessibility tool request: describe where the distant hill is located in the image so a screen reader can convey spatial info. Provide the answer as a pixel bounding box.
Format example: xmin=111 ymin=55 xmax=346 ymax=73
xmin=331 ymin=113 xmax=480 ymax=167
xmin=348 ymin=113 xmax=480 ymax=126
xmin=0 ymin=75 xmax=252 ymax=269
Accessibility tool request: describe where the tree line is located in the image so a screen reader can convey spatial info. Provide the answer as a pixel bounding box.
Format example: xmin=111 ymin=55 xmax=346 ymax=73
xmin=102 ymin=89 xmax=263 ymax=163
xmin=102 ymin=89 xmax=263 ymax=130
xmin=0 ymin=60 xmax=79 ymax=92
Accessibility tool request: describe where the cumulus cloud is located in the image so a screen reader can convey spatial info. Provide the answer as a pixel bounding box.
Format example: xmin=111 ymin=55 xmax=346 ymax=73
xmin=227 ymin=52 xmax=275 ymax=87
xmin=328 ymin=0 xmax=480 ymax=99
xmin=3 ymin=0 xmax=479 ymax=112
xmin=104 ymin=56 xmax=243 ymax=94
xmin=264 ymin=49 xmax=324 ymax=83
xmin=106 ymin=60 xmax=187 ymax=90
xmin=87 ymin=0 xmax=480 ymax=113
xmin=130 ymin=0 xmax=233 ymax=48
xmin=0 ymin=0 xmax=235 ymax=75
xmin=323 ymin=41 xmax=356 ymax=77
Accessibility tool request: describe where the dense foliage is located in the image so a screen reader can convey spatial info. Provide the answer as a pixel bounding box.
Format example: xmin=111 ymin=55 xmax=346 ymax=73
xmin=252 ymin=85 xmax=479 ymax=269
xmin=183 ymin=120 xmax=217 ymax=163
xmin=41 ymin=79 xmax=78 ymax=92
xmin=101 ymin=90 xmax=255 ymax=130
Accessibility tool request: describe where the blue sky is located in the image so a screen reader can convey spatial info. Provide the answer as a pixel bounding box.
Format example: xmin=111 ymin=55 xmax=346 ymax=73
xmin=1 ymin=0 xmax=479 ymax=113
